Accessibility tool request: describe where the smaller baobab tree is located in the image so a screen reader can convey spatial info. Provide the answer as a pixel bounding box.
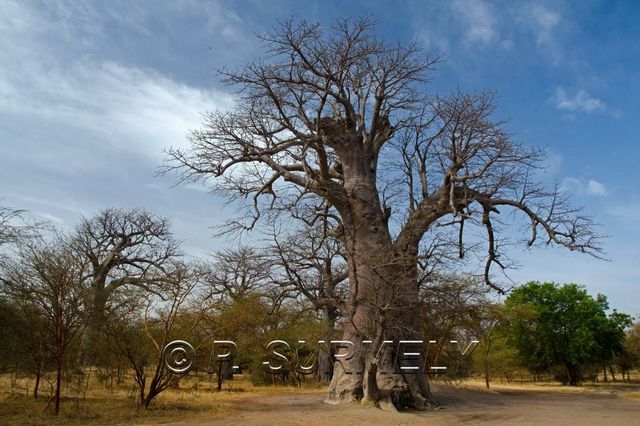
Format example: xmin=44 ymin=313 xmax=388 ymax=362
xmin=70 ymin=208 xmax=180 ymax=359
xmin=164 ymin=18 xmax=602 ymax=409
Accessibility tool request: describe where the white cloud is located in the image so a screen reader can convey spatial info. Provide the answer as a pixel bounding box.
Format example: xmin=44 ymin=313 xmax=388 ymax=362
xmin=0 ymin=1 xmax=235 ymax=170
xmin=586 ymin=180 xmax=607 ymax=196
xmin=518 ymin=4 xmax=564 ymax=64
xmin=561 ymin=177 xmax=607 ymax=197
xmin=451 ymin=0 xmax=497 ymax=46
xmin=0 ymin=58 xmax=234 ymax=171
xmin=552 ymin=87 xmax=607 ymax=113
xmin=529 ymin=5 xmax=560 ymax=46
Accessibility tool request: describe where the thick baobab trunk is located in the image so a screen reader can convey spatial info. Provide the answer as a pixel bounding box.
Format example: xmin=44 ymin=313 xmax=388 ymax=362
xmin=324 ymin=143 xmax=436 ymax=410
xmin=82 ymin=283 xmax=110 ymax=364
xmin=325 ymin=234 xmax=435 ymax=410
xmin=317 ymin=346 xmax=335 ymax=383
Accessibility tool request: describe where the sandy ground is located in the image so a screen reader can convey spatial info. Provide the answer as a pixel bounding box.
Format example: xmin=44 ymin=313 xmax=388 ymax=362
xmin=159 ymin=384 xmax=640 ymax=426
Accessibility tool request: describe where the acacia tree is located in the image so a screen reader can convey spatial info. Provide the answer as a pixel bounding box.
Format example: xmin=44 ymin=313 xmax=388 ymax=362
xmin=419 ymin=274 xmax=490 ymax=374
xmin=467 ymin=300 xmax=504 ymax=389
xmin=165 ymin=19 xmax=600 ymax=409
xmin=617 ymin=323 xmax=640 ymax=381
xmin=1 ymin=235 xmax=89 ymax=415
xmin=0 ymin=206 xmax=26 ymax=247
xmin=105 ymin=261 xmax=203 ymax=407
xmin=0 ymin=297 xmax=52 ymax=399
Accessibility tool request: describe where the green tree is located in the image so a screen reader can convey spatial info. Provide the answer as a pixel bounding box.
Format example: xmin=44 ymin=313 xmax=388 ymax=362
xmin=504 ymin=282 xmax=631 ymax=386
xmin=1 ymin=235 xmax=90 ymax=414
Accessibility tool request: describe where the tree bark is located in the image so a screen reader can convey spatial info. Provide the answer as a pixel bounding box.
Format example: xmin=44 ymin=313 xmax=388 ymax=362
xmin=608 ymin=365 xmax=616 ymax=382
xmin=484 ymin=340 xmax=491 ymax=389
xmin=217 ymin=362 xmax=223 ymax=392
xmin=33 ymin=363 xmax=41 ymax=399
xmin=54 ymin=361 xmax=62 ymax=415
xmin=324 ymin=147 xmax=436 ymax=410
xmin=566 ymin=363 xmax=579 ymax=386
xmin=325 ymin=229 xmax=434 ymax=408
xmin=317 ymin=343 xmax=335 ymax=383
xmin=317 ymin=308 xmax=337 ymax=383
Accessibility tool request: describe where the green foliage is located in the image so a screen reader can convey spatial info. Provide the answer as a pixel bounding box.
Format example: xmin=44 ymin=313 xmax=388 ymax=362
xmin=471 ymin=328 xmax=522 ymax=384
xmin=503 ymin=281 xmax=632 ymax=385
xmin=0 ymin=299 xmax=53 ymax=368
xmin=195 ymin=292 xmax=326 ymax=386
xmin=616 ymin=323 xmax=640 ymax=377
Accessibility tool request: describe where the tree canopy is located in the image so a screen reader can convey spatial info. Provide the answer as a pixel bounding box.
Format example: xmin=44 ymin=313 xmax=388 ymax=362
xmin=503 ymin=281 xmax=632 ymax=386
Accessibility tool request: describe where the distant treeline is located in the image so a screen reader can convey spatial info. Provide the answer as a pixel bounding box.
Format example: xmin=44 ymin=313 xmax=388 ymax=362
xmin=0 ymin=206 xmax=637 ymax=415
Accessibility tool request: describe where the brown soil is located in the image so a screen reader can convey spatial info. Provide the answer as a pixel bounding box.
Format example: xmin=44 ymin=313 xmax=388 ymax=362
xmin=158 ymin=384 xmax=640 ymax=426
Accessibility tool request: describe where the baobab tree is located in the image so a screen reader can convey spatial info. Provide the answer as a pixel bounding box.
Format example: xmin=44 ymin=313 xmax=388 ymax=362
xmin=204 ymin=246 xmax=276 ymax=303
xmin=70 ymin=208 xmax=180 ymax=358
xmin=164 ymin=18 xmax=601 ymax=409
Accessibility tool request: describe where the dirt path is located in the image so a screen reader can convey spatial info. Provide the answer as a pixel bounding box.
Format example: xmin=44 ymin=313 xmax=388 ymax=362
xmin=160 ymin=384 xmax=640 ymax=425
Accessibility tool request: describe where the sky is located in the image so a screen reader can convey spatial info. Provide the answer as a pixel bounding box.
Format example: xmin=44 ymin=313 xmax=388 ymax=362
xmin=1 ymin=0 xmax=639 ymax=315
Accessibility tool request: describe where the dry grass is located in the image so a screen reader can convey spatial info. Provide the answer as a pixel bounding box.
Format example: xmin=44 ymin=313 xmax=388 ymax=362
xmin=0 ymin=373 xmax=326 ymax=425
xmin=2 ymin=373 xmax=639 ymax=425
xmin=455 ymin=377 xmax=640 ymax=395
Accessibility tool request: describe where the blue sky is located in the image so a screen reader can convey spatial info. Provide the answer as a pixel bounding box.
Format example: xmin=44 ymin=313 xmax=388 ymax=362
xmin=1 ymin=0 xmax=638 ymax=315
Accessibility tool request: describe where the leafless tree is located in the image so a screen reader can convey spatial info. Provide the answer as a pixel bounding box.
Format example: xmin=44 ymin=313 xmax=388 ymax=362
xmin=70 ymin=208 xmax=180 ymax=356
xmin=0 ymin=206 xmax=42 ymax=257
xmin=269 ymin=220 xmax=348 ymax=381
xmin=204 ymin=246 xmax=278 ymax=303
xmin=0 ymin=206 xmax=26 ymax=246
xmin=270 ymin=222 xmax=348 ymax=321
xmin=164 ymin=18 xmax=601 ymax=409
